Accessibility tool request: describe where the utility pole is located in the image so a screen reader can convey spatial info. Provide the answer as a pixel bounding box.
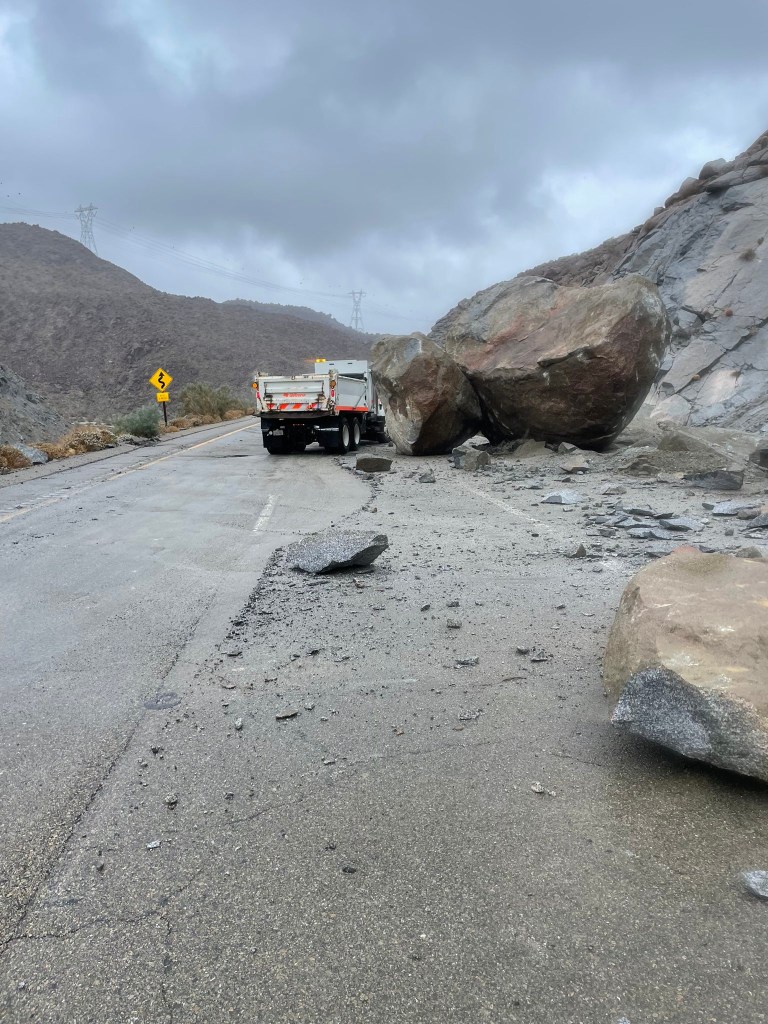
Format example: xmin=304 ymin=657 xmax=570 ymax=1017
xmin=75 ymin=203 xmax=98 ymax=254
xmin=348 ymin=290 xmax=365 ymax=332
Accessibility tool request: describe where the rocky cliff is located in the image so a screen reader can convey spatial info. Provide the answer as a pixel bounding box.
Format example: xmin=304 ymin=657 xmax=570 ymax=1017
xmin=0 ymin=364 xmax=65 ymax=444
xmin=520 ymin=130 xmax=768 ymax=432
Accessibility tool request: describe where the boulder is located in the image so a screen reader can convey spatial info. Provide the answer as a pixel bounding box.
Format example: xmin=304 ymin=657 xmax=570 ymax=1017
xmin=370 ymin=333 xmax=481 ymax=455
xmin=460 ymin=449 xmax=490 ymax=472
xmin=604 ymin=548 xmax=768 ymax=781
xmin=431 ymin=274 xmax=670 ymax=448
xmin=286 ymin=529 xmax=389 ymax=574
xmin=12 ymin=443 xmax=48 ymax=465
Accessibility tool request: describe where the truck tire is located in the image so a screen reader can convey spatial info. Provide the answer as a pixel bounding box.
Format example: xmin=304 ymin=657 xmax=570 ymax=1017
xmin=327 ymin=419 xmax=351 ymax=453
xmin=264 ymin=436 xmax=290 ymax=455
xmin=349 ymin=419 xmax=361 ymax=450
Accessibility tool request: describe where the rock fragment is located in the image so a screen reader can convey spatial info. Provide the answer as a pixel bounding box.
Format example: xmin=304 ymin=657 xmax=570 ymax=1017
xmin=741 ymin=870 xmax=768 ymax=899
xmin=286 ymin=529 xmax=388 ymax=573
xmin=683 ymin=469 xmax=744 ymax=491
xmin=355 ymin=455 xmax=392 ymax=473
xmin=541 ymin=490 xmax=583 ymax=505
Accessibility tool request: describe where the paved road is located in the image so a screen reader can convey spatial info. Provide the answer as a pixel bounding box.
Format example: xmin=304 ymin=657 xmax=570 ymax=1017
xmin=1 ymin=431 xmax=767 ymax=1023
xmin=0 ymin=421 xmax=367 ymax=949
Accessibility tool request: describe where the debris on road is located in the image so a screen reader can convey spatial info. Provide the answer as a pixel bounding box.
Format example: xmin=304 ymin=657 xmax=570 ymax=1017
xmin=276 ymin=708 xmax=300 ymax=720
xmin=356 ymin=455 xmax=392 ymax=473
xmin=542 ymin=490 xmax=583 ymax=505
xmin=286 ymin=529 xmax=389 ymax=573
xmin=531 ymin=781 xmax=557 ymax=797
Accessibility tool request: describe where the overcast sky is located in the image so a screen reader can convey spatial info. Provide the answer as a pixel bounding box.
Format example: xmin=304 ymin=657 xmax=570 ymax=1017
xmin=2 ymin=0 xmax=768 ymax=334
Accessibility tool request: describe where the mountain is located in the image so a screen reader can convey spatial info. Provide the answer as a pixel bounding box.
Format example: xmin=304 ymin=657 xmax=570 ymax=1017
xmin=0 ymin=363 xmax=65 ymax=445
xmin=0 ymin=223 xmax=370 ymax=420
xmin=223 ymin=299 xmax=374 ymax=340
xmin=519 ymin=129 xmax=768 ymax=432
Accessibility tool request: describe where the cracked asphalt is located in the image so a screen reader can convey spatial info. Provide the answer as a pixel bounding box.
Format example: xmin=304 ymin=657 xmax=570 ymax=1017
xmin=1 ymin=424 xmax=768 ymax=1023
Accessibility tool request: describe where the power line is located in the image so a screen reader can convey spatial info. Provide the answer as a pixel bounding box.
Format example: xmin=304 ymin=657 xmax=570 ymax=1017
xmin=348 ymin=290 xmax=365 ymax=331
xmin=74 ymin=203 xmax=98 ymax=254
xmin=0 ymin=200 xmax=426 ymax=325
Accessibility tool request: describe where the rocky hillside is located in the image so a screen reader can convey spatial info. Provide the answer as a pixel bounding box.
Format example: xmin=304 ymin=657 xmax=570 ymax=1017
xmin=0 ymin=224 xmax=370 ymax=420
xmin=520 ymin=130 xmax=768 ymax=432
xmin=0 ymin=363 xmax=65 ymax=444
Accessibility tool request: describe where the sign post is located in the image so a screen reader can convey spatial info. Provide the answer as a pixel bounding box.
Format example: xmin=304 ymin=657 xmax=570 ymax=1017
xmin=149 ymin=368 xmax=173 ymax=428
xmin=156 ymin=389 xmax=170 ymax=426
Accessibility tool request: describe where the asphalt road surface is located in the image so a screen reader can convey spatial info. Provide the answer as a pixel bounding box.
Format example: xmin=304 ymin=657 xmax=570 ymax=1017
xmin=1 ymin=424 xmax=767 ymax=1023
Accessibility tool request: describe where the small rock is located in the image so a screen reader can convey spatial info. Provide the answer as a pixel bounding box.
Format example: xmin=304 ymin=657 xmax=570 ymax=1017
xmin=711 ymin=500 xmax=761 ymax=516
xmin=447 ymin=599 xmax=459 ymax=608
xmin=447 ymin=618 xmax=462 ymax=629
xmin=461 ymin=450 xmax=491 ymax=472
xmin=560 ymin=457 xmax=589 ymax=474
xmin=304 ymin=702 xmax=316 ymax=710
xmin=741 ymin=870 xmax=768 ymax=899
xmin=234 ymin=717 xmax=244 ymax=731
xmin=541 ymin=490 xmax=583 ymax=505
xmin=516 ymin=646 xmax=530 ymax=655
xmin=455 ymin=656 xmax=479 ymax=667
xmin=276 ymin=708 xmax=300 ymax=720
xmin=420 ymin=603 xmax=431 ymax=612
xmin=683 ymin=469 xmax=744 ymax=491
xmin=146 ymin=840 xmax=162 ymax=850
xmin=355 ymin=455 xmax=392 ymax=473
xmin=531 ymin=781 xmax=556 ymax=797
xmin=601 ymin=484 xmax=626 ymax=496
xmin=419 ymin=471 xmax=436 ymax=484
xmin=164 ymin=793 xmax=179 ymax=808
xmin=567 ymin=543 xmax=587 ymax=558
xmin=658 ymin=516 xmax=701 ymax=532
xmin=342 ymin=865 xmax=358 ymax=874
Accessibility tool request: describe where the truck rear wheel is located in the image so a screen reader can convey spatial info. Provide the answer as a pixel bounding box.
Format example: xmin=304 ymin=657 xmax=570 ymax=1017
xmin=326 ymin=419 xmax=351 ymax=453
xmin=264 ymin=436 xmax=290 ymax=455
xmin=349 ymin=419 xmax=361 ymax=450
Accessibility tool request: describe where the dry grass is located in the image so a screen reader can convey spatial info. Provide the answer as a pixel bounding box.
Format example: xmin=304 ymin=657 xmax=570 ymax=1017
xmin=36 ymin=442 xmax=70 ymax=460
xmin=0 ymin=445 xmax=32 ymax=472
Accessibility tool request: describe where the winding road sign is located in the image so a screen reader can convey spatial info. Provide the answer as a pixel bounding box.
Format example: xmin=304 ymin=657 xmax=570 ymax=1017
xmin=149 ymin=368 xmax=172 ymax=391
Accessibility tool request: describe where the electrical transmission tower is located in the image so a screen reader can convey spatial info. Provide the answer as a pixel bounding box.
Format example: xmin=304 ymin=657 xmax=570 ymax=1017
xmin=75 ymin=203 xmax=98 ymax=254
xmin=348 ymin=290 xmax=365 ymax=331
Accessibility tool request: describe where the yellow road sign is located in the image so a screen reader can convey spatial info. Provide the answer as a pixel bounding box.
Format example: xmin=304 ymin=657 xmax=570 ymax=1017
xmin=156 ymin=391 xmax=170 ymax=403
xmin=149 ymin=367 xmax=173 ymax=391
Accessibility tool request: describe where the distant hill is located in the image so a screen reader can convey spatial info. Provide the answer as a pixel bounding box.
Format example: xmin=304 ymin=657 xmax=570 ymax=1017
xmin=0 ymin=363 xmax=65 ymax=445
xmin=223 ymin=299 xmax=375 ymax=341
xmin=0 ymin=223 xmax=371 ymax=420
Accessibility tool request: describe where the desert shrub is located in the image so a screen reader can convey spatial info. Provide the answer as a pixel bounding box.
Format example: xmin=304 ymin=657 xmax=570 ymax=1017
xmin=740 ymin=247 xmax=757 ymax=261
xmin=113 ymin=406 xmax=161 ymax=439
xmin=0 ymin=445 xmax=32 ymax=472
xmin=56 ymin=424 xmax=118 ymax=453
xmin=36 ymin=442 xmax=69 ymax=460
xmin=180 ymin=382 xmax=249 ymax=419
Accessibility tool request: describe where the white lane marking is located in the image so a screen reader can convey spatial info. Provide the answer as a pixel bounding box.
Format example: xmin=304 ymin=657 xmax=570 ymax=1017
xmin=253 ymin=494 xmax=276 ymax=533
xmin=458 ymin=483 xmax=547 ymax=527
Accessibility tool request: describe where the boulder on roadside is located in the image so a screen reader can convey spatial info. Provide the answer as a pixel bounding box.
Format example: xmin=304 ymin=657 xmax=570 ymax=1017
xmin=430 ymin=274 xmax=670 ymax=448
xmin=286 ymin=529 xmax=389 ymax=574
xmin=355 ymin=455 xmax=392 ymax=473
xmin=11 ymin=443 xmax=48 ymax=465
xmin=604 ymin=548 xmax=768 ymax=781
xmin=371 ymin=333 xmax=481 ymax=455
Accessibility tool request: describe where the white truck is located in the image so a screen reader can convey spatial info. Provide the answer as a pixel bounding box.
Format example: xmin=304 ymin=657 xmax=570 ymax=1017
xmin=254 ymin=359 xmax=387 ymax=455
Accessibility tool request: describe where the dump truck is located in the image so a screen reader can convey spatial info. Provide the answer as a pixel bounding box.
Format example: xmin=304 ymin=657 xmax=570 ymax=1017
xmin=254 ymin=359 xmax=387 ymax=454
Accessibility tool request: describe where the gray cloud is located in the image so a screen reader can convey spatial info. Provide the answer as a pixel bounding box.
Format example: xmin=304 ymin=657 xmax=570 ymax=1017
xmin=2 ymin=0 xmax=768 ymax=331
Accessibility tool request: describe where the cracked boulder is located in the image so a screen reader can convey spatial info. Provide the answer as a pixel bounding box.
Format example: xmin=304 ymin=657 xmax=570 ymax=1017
xmin=603 ymin=547 xmax=768 ymax=781
xmin=286 ymin=529 xmax=389 ymax=573
xmin=371 ymin=333 xmax=481 ymax=455
xmin=430 ymin=274 xmax=670 ymax=448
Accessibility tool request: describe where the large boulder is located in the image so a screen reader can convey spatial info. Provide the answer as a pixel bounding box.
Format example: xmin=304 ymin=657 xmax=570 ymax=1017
xmin=603 ymin=547 xmax=768 ymax=781
xmin=286 ymin=529 xmax=389 ymax=574
xmin=430 ymin=275 xmax=670 ymax=448
xmin=371 ymin=333 xmax=481 ymax=455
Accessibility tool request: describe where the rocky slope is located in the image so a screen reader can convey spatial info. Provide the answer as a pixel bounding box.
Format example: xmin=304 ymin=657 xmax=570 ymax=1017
xmin=0 ymin=224 xmax=370 ymax=420
xmin=521 ymin=130 xmax=768 ymax=432
xmin=0 ymin=363 xmax=65 ymax=444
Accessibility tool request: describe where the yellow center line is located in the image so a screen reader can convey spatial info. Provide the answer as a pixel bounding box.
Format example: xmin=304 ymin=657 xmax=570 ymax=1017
xmin=0 ymin=422 xmax=262 ymax=524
